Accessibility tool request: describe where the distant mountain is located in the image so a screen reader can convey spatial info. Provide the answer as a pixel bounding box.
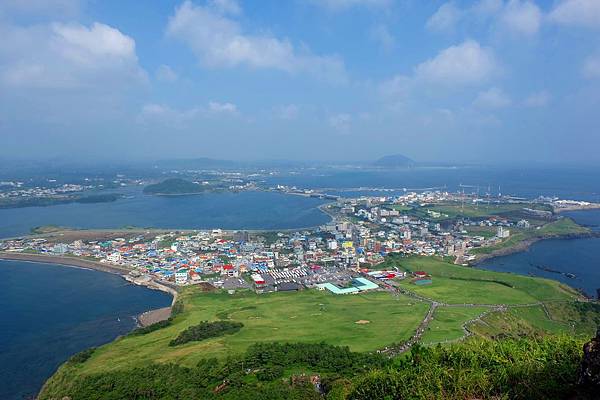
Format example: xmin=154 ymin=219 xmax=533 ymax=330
xmin=373 ymin=154 xmax=415 ymax=167
xmin=143 ymin=178 xmax=205 ymax=195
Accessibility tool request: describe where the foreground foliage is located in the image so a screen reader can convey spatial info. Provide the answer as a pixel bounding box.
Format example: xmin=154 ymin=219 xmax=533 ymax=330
xmin=350 ymin=335 xmax=585 ymax=400
xmin=40 ymin=336 xmax=595 ymax=400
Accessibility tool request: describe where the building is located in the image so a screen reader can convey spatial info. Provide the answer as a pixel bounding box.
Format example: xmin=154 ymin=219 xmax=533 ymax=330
xmin=175 ymin=268 xmax=188 ymax=285
xmin=497 ymin=226 xmax=510 ymax=238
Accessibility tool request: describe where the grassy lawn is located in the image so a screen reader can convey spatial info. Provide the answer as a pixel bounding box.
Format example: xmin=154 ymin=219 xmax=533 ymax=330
xmin=472 ymin=218 xmax=589 ymax=255
xmin=78 ymin=289 xmax=429 ymax=375
xmin=421 ymin=306 xmax=489 ymax=344
xmin=423 ymin=203 xmax=547 ymax=219
xmin=391 ymin=256 xmax=579 ymax=304
xmin=464 ymin=225 xmax=497 ymax=238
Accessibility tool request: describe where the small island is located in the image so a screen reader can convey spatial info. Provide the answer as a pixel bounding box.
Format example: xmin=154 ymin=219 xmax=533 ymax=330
xmin=143 ymin=178 xmax=206 ymax=195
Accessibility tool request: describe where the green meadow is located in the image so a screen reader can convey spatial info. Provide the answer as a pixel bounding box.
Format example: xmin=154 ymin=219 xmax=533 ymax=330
xmin=76 ymin=289 xmax=429 ymax=375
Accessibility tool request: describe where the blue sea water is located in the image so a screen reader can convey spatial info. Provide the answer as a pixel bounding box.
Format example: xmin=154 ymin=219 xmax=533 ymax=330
xmin=0 ymin=260 xmax=172 ymax=400
xmin=267 ymin=165 xmax=600 ymax=202
xmin=0 ymin=190 xmax=329 ymax=238
xmin=478 ymin=210 xmax=600 ymax=297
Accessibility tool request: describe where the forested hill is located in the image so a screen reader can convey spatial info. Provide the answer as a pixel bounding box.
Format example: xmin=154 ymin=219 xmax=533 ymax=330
xmin=143 ymin=178 xmax=205 ymax=195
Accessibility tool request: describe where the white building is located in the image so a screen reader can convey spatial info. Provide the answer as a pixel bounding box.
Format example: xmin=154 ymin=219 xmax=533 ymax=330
xmin=175 ymin=268 xmax=188 ymax=285
xmin=497 ymin=226 xmax=510 ymax=238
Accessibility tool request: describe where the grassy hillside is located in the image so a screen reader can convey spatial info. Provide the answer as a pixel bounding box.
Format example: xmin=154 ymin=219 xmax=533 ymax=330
xmin=472 ymin=217 xmax=590 ymax=255
xmin=40 ymin=336 xmax=595 ymax=400
xmin=62 ymin=290 xmax=429 ymax=376
xmin=39 ymin=257 xmax=600 ymax=399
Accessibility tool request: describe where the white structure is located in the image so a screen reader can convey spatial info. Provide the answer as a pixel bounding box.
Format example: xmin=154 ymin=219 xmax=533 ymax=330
xmin=175 ymin=269 xmax=188 ymax=285
xmin=497 ymin=226 xmax=510 ymax=238
xmin=107 ymin=252 xmax=122 ymax=262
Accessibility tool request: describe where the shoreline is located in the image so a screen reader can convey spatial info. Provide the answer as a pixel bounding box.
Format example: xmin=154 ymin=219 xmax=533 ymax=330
xmin=0 ymin=252 xmax=177 ymax=325
xmin=471 ymin=231 xmax=600 ymax=266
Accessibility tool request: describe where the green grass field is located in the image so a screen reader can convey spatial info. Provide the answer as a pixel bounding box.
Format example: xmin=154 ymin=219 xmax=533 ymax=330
xmin=391 ymin=256 xmax=578 ymax=304
xmin=416 ymin=202 xmax=551 ymax=220
xmin=77 ymin=289 xmax=429 ymax=375
xmin=472 ymin=218 xmax=589 ymax=255
xmin=421 ymin=306 xmax=489 ymax=344
xmin=41 ymin=254 xmax=600 ymax=396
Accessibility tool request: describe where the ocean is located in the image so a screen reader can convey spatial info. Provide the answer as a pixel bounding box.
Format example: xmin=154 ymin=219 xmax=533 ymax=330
xmin=478 ymin=209 xmax=600 ymax=297
xmin=0 ymin=190 xmax=329 ymax=238
xmin=0 ymin=260 xmax=172 ymax=400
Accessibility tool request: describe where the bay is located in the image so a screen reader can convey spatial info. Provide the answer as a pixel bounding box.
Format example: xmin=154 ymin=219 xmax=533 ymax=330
xmin=0 ymin=260 xmax=172 ymax=400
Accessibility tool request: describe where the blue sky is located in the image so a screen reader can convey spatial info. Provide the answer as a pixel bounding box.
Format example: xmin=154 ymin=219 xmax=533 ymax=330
xmin=0 ymin=0 xmax=599 ymax=164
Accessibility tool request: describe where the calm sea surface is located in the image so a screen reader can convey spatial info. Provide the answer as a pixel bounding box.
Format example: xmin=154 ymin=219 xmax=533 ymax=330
xmin=0 ymin=260 xmax=172 ymax=400
xmin=0 ymin=190 xmax=329 ymax=238
xmin=478 ymin=210 xmax=600 ymax=297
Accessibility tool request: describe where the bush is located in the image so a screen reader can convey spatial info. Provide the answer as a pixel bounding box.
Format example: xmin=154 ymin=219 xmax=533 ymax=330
xmin=349 ymin=335 xmax=583 ymax=400
xmin=257 ymin=365 xmax=284 ymax=381
xmin=68 ymin=347 xmax=96 ymax=364
xmin=129 ymin=318 xmax=172 ymax=336
xmin=169 ymin=320 xmax=243 ymax=346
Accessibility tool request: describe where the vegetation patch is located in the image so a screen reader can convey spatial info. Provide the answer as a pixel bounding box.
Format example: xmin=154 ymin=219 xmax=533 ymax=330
xmin=169 ymin=320 xmax=244 ymax=346
xmin=129 ymin=319 xmax=173 ymax=336
xmin=349 ymin=335 xmax=585 ymax=400
xmin=67 ymin=348 xmax=96 ymax=365
xmin=143 ymin=178 xmax=205 ymax=195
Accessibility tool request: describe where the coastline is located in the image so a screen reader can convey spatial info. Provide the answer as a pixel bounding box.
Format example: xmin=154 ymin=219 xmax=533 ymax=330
xmin=471 ymin=232 xmax=600 ymax=265
xmin=0 ymin=252 xmax=177 ymax=324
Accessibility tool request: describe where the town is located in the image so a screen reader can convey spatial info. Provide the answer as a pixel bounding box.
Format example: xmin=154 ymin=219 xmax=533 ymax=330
xmin=1 ymin=189 xmax=589 ymax=296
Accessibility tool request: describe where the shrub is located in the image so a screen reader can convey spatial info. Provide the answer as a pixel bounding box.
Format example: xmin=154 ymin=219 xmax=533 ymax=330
xmin=169 ymin=320 xmax=243 ymax=346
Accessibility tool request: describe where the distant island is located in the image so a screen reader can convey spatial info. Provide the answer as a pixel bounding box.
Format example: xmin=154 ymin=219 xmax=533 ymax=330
xmin=0 ymin=193 xmax=121 ymax=209
xmin=373 ymin=154 xmax=415 ymax=167
xmin=143 ymin=178 xmax=206 ymax=195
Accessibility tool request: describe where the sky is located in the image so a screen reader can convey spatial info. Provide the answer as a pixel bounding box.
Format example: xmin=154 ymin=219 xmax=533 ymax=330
xmin=0 ymin=0 xmax=599 ymax=164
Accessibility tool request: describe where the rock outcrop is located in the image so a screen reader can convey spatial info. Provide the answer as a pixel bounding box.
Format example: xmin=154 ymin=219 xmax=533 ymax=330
xmin=579 ymin=328 xmax=600 ymax=388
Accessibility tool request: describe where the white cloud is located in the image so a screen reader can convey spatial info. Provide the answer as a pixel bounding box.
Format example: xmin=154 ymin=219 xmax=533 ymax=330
xmin=582 ymin=54 xmax=600 ymax=78
xmin=156 ymin=65 xmax=178 ymax=82
xmin=472 ymin=0 xmax=503 ymax=17
xmin=167 ymin=1 xmax=346 ymax=82
xmin=310 ymin=0 xmax=391 ymax=11
xmin=208 ymin=101 xmax=237 ymax=114
xmin=329 ymin=113 xmax=352 ymax=133
xmin=415 ymin=40 xmax=498 ymax=85
xmin=370 ymin=24 xmax=395 ymax=52
xmin=426 ymin=2 xmax=463 ymax=33
xmin=138 ymin=101 xmax=238 ymax=127
xmin=498 ymin=0 xmax=541 ymax=36
xmin=427 ymin=0 xmax=541 ymax=37
xmin=473 ymin=87 xmax=512 ymax=108
xmin=208 ymin=0 xmax=241 ymax=15
xmin=524 ymin=90 xmax=551 ymax=107
xmin=549 ymin=0 xmax=600 ymax=29
xmin=0 ymin=21 xmax=145 ymax=89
